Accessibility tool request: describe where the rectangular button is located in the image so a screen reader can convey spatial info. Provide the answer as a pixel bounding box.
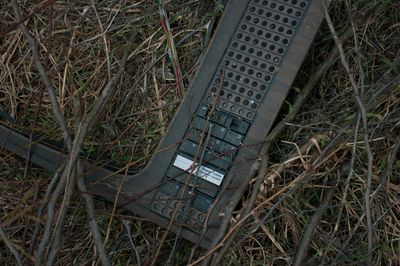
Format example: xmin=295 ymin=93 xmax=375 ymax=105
xmin=179 ymin=140 xmax=231 ymax=171
xmin=193 ymin=116 xmax=227 ymax=140
xmin=193 ymin=194 xmax=214 ymax=212
xmin=180 ymin=140 xmax=199 ymax=157
xmin=159 ymin=181 xmax=181 ymax=197
xmin=210 ymin=111 xmax=227 ymax=125
xmin=211 ymin=124 xmax=227 ymax=139
xmin=194 ymin=116 xmax=207 ymax=131
xmin=211 ymin=138 xmax=236 ymax=154
xmin=224 ymin=130 xmax=244 ymax=146
xmin=229 ymin=118 xmax=250 ymax=134
xmin=224 ymin=116 xmax=233 ymax=127
xmin=188 ymin=129 xmax=203 ymax=143
xmin=196 ymin=179 xmax=218 ymax=198
xmin=167 ymin=166 xmax=189 ymax=180
xmin=197 ymin=105 xmax=208 ymax=117
xmin=204 ymin=150 xmax=231 ymax=171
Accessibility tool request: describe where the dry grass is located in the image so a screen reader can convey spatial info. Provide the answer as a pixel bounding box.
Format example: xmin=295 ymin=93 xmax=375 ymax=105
xmin=0 ymin=0 xmax=213 ymax=170
xmin=1 ymin=0 xmax=400 ymax=265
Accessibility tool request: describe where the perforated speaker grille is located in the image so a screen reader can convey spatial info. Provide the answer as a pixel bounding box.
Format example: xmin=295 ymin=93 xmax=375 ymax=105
xmin=206 ymin=0 xmax=308 ymax=120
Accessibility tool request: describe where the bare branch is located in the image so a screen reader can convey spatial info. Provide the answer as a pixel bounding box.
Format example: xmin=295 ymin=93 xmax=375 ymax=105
xmin=91 ymin=0 xmax=111 ymax=80
xmin=45 ymin=168 xmax=76 ymax=266
xmin=29 ymin=163 xmax=65 ymax=254
xmin=11 ymin=0 xmax=71 ymax=149
xmin=294 ymin=183 xmax=337 ymax=266
xmin=323 ymin=2 xmax=374 ymax=264
xmin=122 ymin=219 xmax=141 ymax=266
xmin=34 ymin=170 xmax=68 ymax=265
xmin=77 ymin=162 xmax=112 ymax=266
xmin=0 ymin=227 xmax=23 ymax=266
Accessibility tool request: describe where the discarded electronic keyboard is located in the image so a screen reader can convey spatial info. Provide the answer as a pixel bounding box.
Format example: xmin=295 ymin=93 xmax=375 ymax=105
xmin=0 ymin=0 xmax=324 ymax=247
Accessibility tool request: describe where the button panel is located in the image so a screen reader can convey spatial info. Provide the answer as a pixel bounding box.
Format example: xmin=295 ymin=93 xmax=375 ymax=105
xmin=151 ymin=192 xmax=205 ymax=232
xmin=150 ymin=0 xmax=315 ymax=233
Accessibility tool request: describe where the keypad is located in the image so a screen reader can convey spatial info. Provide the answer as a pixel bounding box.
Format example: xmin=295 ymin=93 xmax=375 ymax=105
xmin=150 ymin=0 xmax=316 ymax=234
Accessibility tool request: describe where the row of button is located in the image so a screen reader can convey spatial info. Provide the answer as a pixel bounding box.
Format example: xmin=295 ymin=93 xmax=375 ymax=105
xmin=180 ymin=140 xmax=230 ymax=172
xmin=187 ymin=129 xmax=237 ymax=159
xmin=197 ymin=105 xmax=250 ymax=135
xmin=193 ymin=116 xmax=245 ymax=147
xmin=157 ymin=179 xmax=214 ymax=212
xmin=151 ymin=192 xmax=207 ymax=232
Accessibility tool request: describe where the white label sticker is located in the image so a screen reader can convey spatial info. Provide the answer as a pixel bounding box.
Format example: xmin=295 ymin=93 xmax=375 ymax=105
xmin=173 ymin=155 xmax=195 ymax=171
xmin=173 ymin=155 xmax=225 ymax=186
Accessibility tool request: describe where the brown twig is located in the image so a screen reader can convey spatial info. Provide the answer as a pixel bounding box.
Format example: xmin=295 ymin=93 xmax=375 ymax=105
xmin=91 ymin=0 xmax=111 ymax=80
xmin=45 ymin=169 xmax=76 ymax=266
xmin=228 ymin=5 xmax=378 ymax=258
xmin=10 ymin=2 xmax=76 ymax=264
xmin=11 ymin=0 xmax=72 ymax=149
xmin=0 ymin=227 xmax=23 ymax=266
xmin=35 ymin=33 xmax=135 ymax=265
xmin=293 ymin=180 xmax=338 ymax=266
xmin=323 ymin=3 xmax=375 ymax=264
xmin=122 ymin=219 xmax=142 ymax=266
xmin=72 ymin=86 xmax=111 ymax=264
xmin=320 ymin=114 xmax=360 ymax=264
xmin=29 ymin=163 xmax=65 ymax=254
xmin=34 ymin=165 xmax=71 ymax=265
xmin=372 ymin=139 xmax=400 ymax=200
xmin=22 ymin=1 xmax=53 ymax=248
xmin=77 ymin=162 xmax=112 ymax=266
